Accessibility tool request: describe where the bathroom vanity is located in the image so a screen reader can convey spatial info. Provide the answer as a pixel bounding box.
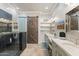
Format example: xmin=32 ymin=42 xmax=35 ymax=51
xmin=44 ymin=6 xmax=79 ymax=56
xmin=45 ymin=33 xmax=79 ymax=56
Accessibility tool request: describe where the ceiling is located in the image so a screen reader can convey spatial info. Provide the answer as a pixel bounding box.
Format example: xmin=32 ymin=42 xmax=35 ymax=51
xmin=7 ymin=3 xmax=58 ymax=15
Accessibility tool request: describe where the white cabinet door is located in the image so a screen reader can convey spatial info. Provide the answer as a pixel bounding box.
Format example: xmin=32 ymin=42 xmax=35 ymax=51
xmin=61 ymin=49 xmax=69 ymax=56
xmin=56 ymin=48 xmax=63 ymax=56
xmin=52 ymin=40 xmax=57 ymax=56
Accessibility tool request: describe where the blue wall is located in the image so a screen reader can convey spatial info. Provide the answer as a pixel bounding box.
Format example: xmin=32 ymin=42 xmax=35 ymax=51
xmin=18 ymin=17 xmax=26 ymax=32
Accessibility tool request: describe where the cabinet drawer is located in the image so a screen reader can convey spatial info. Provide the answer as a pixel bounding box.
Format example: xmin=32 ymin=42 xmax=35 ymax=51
xmin=52 ymin=40 xmax=57 ymax=56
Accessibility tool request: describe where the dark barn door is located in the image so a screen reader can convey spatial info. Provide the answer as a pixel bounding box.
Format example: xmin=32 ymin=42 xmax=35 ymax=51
xmin=27 ymin=16 xmax=38 ymax=44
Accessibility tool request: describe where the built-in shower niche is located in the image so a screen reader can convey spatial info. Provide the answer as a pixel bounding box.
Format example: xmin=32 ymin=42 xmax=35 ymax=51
xmin=66 ymin=6 xmax=79 ymax=45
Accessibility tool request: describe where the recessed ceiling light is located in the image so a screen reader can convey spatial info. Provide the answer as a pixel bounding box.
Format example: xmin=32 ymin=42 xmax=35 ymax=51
xmin=45 ymin=7 xmax=48 ymax=9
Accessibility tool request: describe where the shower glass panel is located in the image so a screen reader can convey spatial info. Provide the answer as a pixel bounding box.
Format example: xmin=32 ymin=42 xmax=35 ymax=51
xmin=0 ymin=33 xmax=20 ymax=56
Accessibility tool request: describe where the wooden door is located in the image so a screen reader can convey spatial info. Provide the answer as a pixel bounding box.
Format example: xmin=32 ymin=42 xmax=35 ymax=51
xmin=27 ymin=16 xmax=38 ymax=44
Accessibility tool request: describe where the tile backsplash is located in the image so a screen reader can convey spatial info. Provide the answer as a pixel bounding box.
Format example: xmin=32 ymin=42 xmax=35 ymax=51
xmin=66 ymin=31 xmax=79 ymax=45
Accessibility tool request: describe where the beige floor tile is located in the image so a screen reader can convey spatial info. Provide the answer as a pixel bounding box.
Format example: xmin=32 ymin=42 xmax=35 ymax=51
xmin=20 ymin=44 xmax=48 ymax=56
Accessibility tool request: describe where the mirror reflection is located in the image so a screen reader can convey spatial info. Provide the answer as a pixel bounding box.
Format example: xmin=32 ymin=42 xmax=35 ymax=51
xmin=66 ymin=6 xmax=79 ymax=32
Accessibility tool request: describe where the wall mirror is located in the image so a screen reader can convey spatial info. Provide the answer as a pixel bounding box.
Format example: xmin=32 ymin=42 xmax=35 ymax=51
xmin=66 ymin=6 xmax=79 ymax=32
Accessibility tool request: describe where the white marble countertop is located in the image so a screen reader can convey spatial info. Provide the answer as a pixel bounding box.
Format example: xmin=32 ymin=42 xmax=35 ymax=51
xmin=45 ymin=32 xmax=79 ymax=56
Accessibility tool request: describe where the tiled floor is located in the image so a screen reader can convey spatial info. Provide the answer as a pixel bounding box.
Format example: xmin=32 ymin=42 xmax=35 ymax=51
xmin=20 ymin=44 xmax=48 ymax=56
